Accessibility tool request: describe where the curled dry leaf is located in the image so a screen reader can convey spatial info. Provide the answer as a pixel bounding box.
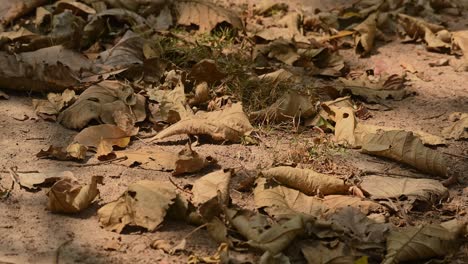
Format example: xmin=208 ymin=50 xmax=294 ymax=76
xmin=254 ymin=12 xmax=303 ymax=42
xmin=47 ymin=175 xmax=103 ymax=213
xmin=260 ymin=166 xmax=350 ymax=196
xmin=442 ymin=112 xmax=468 ymax=140
xmin=382 ymin=220 xmax=467 ymax=264
xmin=189 ymin=59 xmax=226 ymax=85
xmin=361 ymin=175 xmax=448 ymax=210
xmin=12 ymin=170 xmax=73 ymax=190
xmin=256 ymin=39 xmax=300 ymax=65
xmin=175 ymin=0 xmax=243 ymax=32
xmin=188 ymin=82 xmax=210 ymax=106
xmin=150 ymin=102 xmax=253 ymax=142
xmin=36 ymin=143 xmax=87 ymax=161
xmin=0 ymin=0 xmax=47 ymax=25
xmin=361 ymin=130 xmax=448 ymax=177
xmin=73 ymin=124 xmax=130 ymax=158
xmin=33 ymin=89 xmax=76 ymax=119
xmin=58 ymin=81 xmax=146 ymax=129
xmin=354 ymin=12 xmax=378 ymax=56
xmin=337 ymin=72 xmax=409 ymax=103
xmin=249 ymin=90 xmax=316 ymax=123
xmin=97 ymin=180 xmax=177 ymax=233
xmin=192 ymin=169 xmax=231 ymax=207
xmin=115 ymin=144 xmax=216 ymax=175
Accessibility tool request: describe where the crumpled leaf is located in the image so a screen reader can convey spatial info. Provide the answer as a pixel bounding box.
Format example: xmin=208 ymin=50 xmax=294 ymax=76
xmin=150 ymin=102 xmax=253 ymax=142
xmin=260 ymin=166 xmax=350 ymax=196
xmin=97 ymin=180 xmax=177 ymax=233
xmin=188 ymin=243 xmax=230 ymax=264
xmin=0 ymin=45 xmax=95 ymax=92
xmin=255 ymin=39 xmax=300 ymax=65
xmin=0 ymin=90 xmax=9 ymax=99
xmin=33 ymin=89 xmax=76 ymax=119
xmin=73 ymin=124 xmax=130 ymax=158
xmin=254 ymin=12 xmax=303 ymax=42
xmin=0 ymin=0 xmax=47 ymax=25
xmin=47 ymin=175 xmax=103 ymax=213
xmin=382 ymin=220 xmax=467 ymax=264
xmin=300 ymin=240 xmax=358 ymax=264
xmin=361 ymin=175 xmax=449 ymax=210
xmin=189 ymin=59 xmax=226 ymax=85
xmin=188 ymin=82 xmax=210 ymax=106
xmin=36 ymin=143 xmax=87 ymax=161
xmin=361 ymin=130 xmax=448 ymax=177
xmin=338 ymin=72 xmax=409 ymax=103
xmin=250 ymin=90 xmax=316 ymax=123
xmin=192 ymin=169 xmax=231 ymax=207
xmin=115 ymin=144 xmax=216 ymax=175
xmin=396 ymin=13 xmax=451 ymax=52
xmin=147 ymin=77 xmax=193 ymax=124
xmin=442 ymin=112 xmax=468 ymax=140
xmin=451 ymin=30 xmax=468 ymax=71
xmin=12 ymin=170 xmax=73 ymax=190
xmin=58 ymin=81 xmax=146 ymax=129
xmin=354 ymin=12 xmax=378 ymax=56
xmin=175 ymin=0 xmax=243 ymax=32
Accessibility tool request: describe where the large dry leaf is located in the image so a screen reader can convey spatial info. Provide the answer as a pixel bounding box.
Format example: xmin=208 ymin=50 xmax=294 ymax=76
xmin=115 ymin=144 xmax=215 ymax=175
xmin=47 ymin=175 xmax=103 ymax=213
xmin=354 ymin=12 xmax=378 ymax=56
xmin=249 ymin=90 xmax=316 ymax=123
xmin=361 ymin=130 xmax=448 ymax=177
xmin=300 ymin=240 xmax=357 ymax=264
xmin=13 ymin=170 xmax=73 ymax=190
xmin=256 ymin=39 xmax=300 ymax=65
xmin=97 ymin=180 xmax=177 ymax=233
xmin=0 ymin=0 xmax=47 ymax=25
xmin=254 ymin=12 xmax=303 ymax=42
xmin=175 ymin=0 xmax=243 ymax=32
xmin=382 ymin=220 xmax=467 ymax=264
xmin=442 ymin=112 xmax=468 ymax=140
xmin=192 ymin=169 xmax=231 ymax=207
xmin=338 ymin=73 xmax=409 ymax=103
xmin=361 ymin=175 xmax=448 ymax=210
xmin=73 ymin=124 xmax=130 ymax=158
xmin=58 ymin=81 xmax=146 ymax=129
xmin=261 ymin=166 xmax=350 ymax=196
xmin=0 ymin=45 xmax=95 ymax=92
xmin=150 ymin=102 xmax=253 ymax=142
xmin=321 ymin=195 xmax=387 ymax=215
xmin=451 ymin=30 xmax=468 ymax=71
xmin=147 ymin=78 xmax=193 ymax=124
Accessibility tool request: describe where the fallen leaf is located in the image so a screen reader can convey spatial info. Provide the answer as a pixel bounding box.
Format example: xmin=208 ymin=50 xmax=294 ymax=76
xmin=451 ymin=30 xmax=468 ymax=71
xmin=150 ymin=102 xmax=253 ymax=142
xmin=73 ymin=124 xmax=130 ymax=158
xmin=354 ymin=13 xmax=378 ymax=56
xmin=115 ymin=144 xmax=216 ymax=175
xmin=189 ymin=59 xmax=226 ymax=85
xmin=249 ymin=90 xmax=316 ymax=123
xmin=442 ymin=112 xmax=468 ymax=140
xmin=382 ymin=220 xmax=467 ymax=264
xmin=254 ymin=12 xmax=303 ymax=42
xmin=361 ymin=130 xmax=448 ymax=177
xmin=36 ymin=144 xmax=87 ymax=161
xmin=175 ymin=0 xmax=243 ymax=32
xmin=12 ymin=170 xmax=73 ymax=190
xmin=300 ymin=240 xmax=358 ymax=264
xmin=0 ymin=0 xmax=47 ymax=25
xmin=361 ymin=175 xmax=448 ymax=210
xmin=33 ymin=89 xmax=76 ymax=119
xmin=188 ymin=82 xmax=210 ymax=106
xmin=188 ymin=243 xmax=229 ymax=264
xmin=429 ymin=58 xmax=449 ymax=67
xmin=256 ymin=39 xmax=300 ymax=65
xmin=0 ymin=90 xmax=9 ymax=99
xmin=97 ymin=180 xmax=177 ymax=232
xmin=322 ymin=195 xmax=387 ymax=215
xmin=47 ymin=175 xmax=103 ymax=213
xmin=55 ymin=0 xmax=96 ymax=16
xmin=192 ymin=169 xmax=231 ymax=207
xmin=58 ymin=81 xmax=146 ymax=129
xmin=260 ymin=166 xmax=350 ymax=196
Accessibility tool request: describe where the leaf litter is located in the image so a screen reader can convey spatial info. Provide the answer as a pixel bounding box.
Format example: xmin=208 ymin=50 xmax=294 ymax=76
xmin=1 ymin=0 xmax=467 ymax=263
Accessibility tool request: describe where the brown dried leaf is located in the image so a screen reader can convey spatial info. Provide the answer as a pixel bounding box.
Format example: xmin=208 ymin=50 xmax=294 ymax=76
xmin=188 ymin=82 xmax=210 ymax=106
xmin=192 ymin=169 xmax=231 ymax=207
xmin=189 ymin=59 xmax=226 ymax=85
xmin=361 ymin=175 xmax=448 ymax=209
xmin=442 ymin=112 xmax=468 ymax=140
xmin=300 ymin=240 xmax=357 ymax=264
xmin=0 ymin=0 xmax=47 ymax=25
xmin=33 ymin=89 xmax=76 ymax=118
xmin=14 ymin=170 xmax=73 ymax=190
xmin=354 ymin=12 xmax=378 ymax=56
xmin=451 ymin=30 xmax=468 ymax=71
xmin=115 ymin=144 xmax=216 ymax=175
xmin=361 ymin=130 xmax=448 ymax=177
xmin=97 ymin=180 xmax=177 ymax=233
xmin=150 ymin=102 xmax=253 ymax=142
xmin=58 ymin=81 xmax=146 ymax=129
xmin=382 ymin=220 xmax=467 ymax=264
xmin=47 ymin=175 xmax=103 ymax=213
xmin=260 ymin=166 xmax=350 ymax=196
xmin=175 ymin=0 xmax=243 ymax=32
xmin=36 ymin=144 xmax=87 ymax=161
xmin=73 ymin=124 xmax=130 ymax=158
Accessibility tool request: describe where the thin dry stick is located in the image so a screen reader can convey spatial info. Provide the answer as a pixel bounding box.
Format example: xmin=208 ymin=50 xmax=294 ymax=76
xmin=443 ymin=151 xmax=468 ymax=160
xmin=67 ymin=156 xmax=127 ymax=167
xmin=168 ymin=176 xmax=192 ymax=194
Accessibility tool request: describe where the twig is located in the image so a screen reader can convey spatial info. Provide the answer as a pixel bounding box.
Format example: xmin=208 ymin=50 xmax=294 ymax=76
xmin=0 ymin=170 xmax=39 ymax=174
xmin=361 ymin=170 xmax=414 ymax=178
xmin=67 ymin=156 xmax=127 ymax=167
xmin=26 ymin=137 xmax=46 ymax=140
xmin=182 ymin=224 xmax=208 ymax=240
xmin=443 ymin=152 xmax=468 ymax=160
xmin=422 ymin=111 xmax=446 ymax=120
xmin=168 ymin=176 xmax=192 ymax=194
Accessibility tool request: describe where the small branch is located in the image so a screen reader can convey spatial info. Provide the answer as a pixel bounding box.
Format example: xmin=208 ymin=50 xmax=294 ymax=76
xmin=168 ymin=176 xmax=192 ymax=195
xmin=443 ymin=152 xmax=468 ymax=160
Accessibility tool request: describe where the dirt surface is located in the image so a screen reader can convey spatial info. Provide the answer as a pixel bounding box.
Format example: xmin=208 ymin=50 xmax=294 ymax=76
xmin=1 ymin=1 xmax=468 ymax=264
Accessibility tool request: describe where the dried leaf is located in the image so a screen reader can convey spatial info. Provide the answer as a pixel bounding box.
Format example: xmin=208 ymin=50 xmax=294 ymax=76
xmin=58 ymin=81 xmax=146 ymax=129
xmin=33 ymin=89 xmax=76 ymax=118
xmin=361 ymin=130 xmax=448 ymax=177
xmin=338 ymin=73 xmax=409 ymax=103
xmin=0 ymin=90 xmax=9 ymax=99
xmin=254 ymin=12 xmax=303 ymax=42
xmin=189 ymin=59 xmax=226 ymax=85
xmin=13 ymin=170 xmax=73 ymax=190
xmin=382 ymin=220 xmax=466 ymax=264
xmin=36 ymin=144 xmax=87 ymax=161
xmin=354 ymin=13 xmax=378 ymax=56
xmin=175 ymin=0 xmax=243 ymax=32
xmin=260 ymin=166 xmax=350 ymax=196
xmin=73 ymin=124 xmax=130 ymax=158
xmin=150 ymin=102 xmax=253 ymax=142
xmin=115 ymin=144 xmax=215 ymax=175
xmin=361 ymin=175 xmax=448 ymax=210
xmin=192 ymin=169 xmax=231 ymax=207
xmin=188 ymin=82 xmax=210 ymax=106
xmin=300 ymin=240 xmax=357 ymax=264
xmin=97 ymin=180 xmax=177 ymax=233
xmin=250 ymin=90 xmax=316 ymax=123
xmin=442 ymin=112 xmax=468 ymax=140
xmin=47 ymin=175 xmax=103 ymax=213
xmin=451 ymin=30 xmax=468 ymax=71
xmin=0 ymin=0 xmax=47 ymax=25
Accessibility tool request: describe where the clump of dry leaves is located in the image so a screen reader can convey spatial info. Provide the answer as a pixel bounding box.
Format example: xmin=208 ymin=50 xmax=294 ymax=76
xmin=1 ymin=0 xmax=467 ymax=263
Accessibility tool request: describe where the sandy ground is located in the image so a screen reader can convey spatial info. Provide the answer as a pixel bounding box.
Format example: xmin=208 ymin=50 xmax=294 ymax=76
xmin=1 ymin=1 xmax=468 ymax=264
